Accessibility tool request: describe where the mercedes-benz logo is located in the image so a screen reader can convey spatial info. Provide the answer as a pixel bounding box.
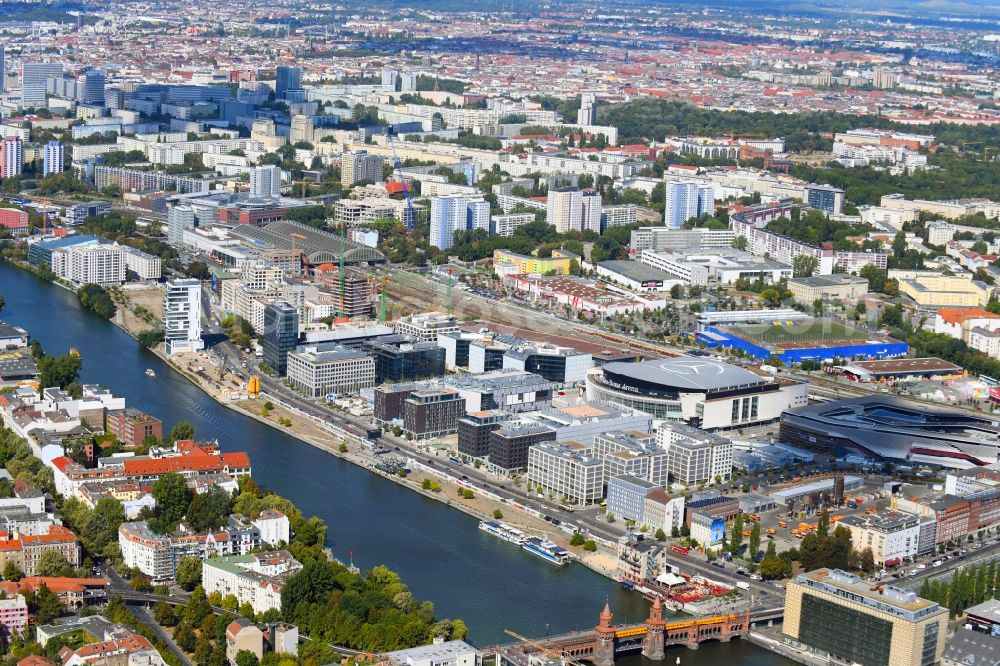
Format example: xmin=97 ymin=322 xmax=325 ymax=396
xmin=658 ymin=361 xmax=725 ymax=376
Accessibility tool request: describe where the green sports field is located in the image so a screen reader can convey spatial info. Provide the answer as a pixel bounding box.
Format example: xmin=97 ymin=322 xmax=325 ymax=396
xmin=722 ymin=320 xmax=871 ymax=347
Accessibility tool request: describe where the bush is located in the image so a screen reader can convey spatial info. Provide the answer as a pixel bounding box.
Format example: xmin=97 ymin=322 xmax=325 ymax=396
xmin=583 ymin=540 xmax=597 ymax=552
xmin=493 ymin=509 xmax=503 ymax=519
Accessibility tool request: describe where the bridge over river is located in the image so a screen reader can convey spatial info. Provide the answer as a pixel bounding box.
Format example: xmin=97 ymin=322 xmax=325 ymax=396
xmin=481 ymin=600 xmax=784 ymax=665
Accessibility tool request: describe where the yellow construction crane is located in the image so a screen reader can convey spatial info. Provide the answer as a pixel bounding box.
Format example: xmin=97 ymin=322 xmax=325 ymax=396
xmin=503 ymin=629 xmax=586 ymax=666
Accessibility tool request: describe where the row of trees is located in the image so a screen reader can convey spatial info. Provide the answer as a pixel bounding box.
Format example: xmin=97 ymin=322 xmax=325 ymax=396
xmin=920 ymin=558 xmax=1000 ymax=618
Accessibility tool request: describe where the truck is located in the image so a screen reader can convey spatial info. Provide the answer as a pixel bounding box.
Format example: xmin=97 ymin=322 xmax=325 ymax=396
xmin=736 ymin=581 xmax=751 ymax=591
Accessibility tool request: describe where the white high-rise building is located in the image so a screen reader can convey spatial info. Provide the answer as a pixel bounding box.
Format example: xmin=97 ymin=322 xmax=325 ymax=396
xmin=467 ymin=200 xmax=490 ymax=232
xmin=400 ymin=72 xmax=417 ymax=92
xmin=250 ymin=166 xmax=281 ymax=198
xmin=0 ymin=44 xmax=5 ymax=93
xmin=577 ymin=93 xmax=597 ymax=126
xmin=381 ymin=69 xmax=398 ymax=88
xmin=0 ymin=137 xmax=22 ymax=178
xmin=581 ymin=191 xmax=602 ymax=234
xmin=664 ymin=181 xmax=715 ymax=229
xmin=547 ymin=188 xmax=583 ymax=234
xmin=163 ymin=278 xmax=204 ymax=355
xmin=430 ymin=195 xmax=469 ymax=251
xmin=547 ymin=188 xmax=601 ymax=234
xmin=43 ymin=140 xmax=64 ymax=176
xmin=340 ymin=151 xmax=384 ymax=187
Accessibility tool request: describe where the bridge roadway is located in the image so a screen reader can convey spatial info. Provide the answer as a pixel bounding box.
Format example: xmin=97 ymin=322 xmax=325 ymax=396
xmin=480 ymin=607 xmax=782 ymax=660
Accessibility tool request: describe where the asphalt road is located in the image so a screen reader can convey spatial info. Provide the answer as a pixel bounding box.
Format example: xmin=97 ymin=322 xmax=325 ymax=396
xmin=133 ymin=605 xmax=194 ymax=666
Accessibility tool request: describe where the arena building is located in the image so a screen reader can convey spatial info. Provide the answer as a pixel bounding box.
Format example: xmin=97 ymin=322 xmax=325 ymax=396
xmin=697 ymin=316 xmax=907 ymax=363
xmin=779 ymin=396 xmax=1000 ymax=469
xmin=585 ymin=356 xmax=808 ymax=430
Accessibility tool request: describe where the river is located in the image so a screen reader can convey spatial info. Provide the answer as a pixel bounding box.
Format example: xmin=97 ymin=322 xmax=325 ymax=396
xmin=0 ymin=262 xmax=792 ymax=665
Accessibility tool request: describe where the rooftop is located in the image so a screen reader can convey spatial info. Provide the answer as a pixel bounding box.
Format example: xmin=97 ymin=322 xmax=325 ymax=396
xmin=386 ymin=640 xmax=480 ymax=665
xmin=601 ymin=357 xmax=768 ymax=392
xmin=796 ymin=568 xmax=941 ymax=620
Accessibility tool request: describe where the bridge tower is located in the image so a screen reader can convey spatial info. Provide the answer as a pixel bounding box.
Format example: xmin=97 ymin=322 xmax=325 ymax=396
xmin=642 ymin=597 xmax=666 ymax=661
xmin=593 ymin=603 xmax=616 ymax=666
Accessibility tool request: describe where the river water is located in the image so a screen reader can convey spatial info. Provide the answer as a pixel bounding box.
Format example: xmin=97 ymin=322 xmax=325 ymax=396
xmin=0 ymin=262 xmax=792 ymax=665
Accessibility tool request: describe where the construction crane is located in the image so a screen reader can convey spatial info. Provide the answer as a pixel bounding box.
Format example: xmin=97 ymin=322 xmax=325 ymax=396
xmin=387 ymin=132 xmax=415 ymax=230
xmin=503 ymin=629 xmax=585 ymax=666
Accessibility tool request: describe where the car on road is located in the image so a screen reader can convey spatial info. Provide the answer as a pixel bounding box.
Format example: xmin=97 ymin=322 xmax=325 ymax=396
xmin=932 ymin=560 xmax=943 ymax=567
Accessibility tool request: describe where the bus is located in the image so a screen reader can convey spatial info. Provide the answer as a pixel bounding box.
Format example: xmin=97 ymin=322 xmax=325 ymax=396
xmin=670 ymin=545 xmax=689 ymax=555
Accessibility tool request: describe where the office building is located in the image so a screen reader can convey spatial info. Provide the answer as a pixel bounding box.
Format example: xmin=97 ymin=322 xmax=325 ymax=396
xmin=783 ymin=569 xmax=947 ymax=666
xmin=457 ymin=410 xmax=507 ymax=459
xmin=250 ymin=166 xmax=281 ymax=198
xmin=163 ymin=278 xmax=204 ymax=355
xmin=42 ymin=140 xmax=64 ymax=176
xmin=395 ymin=312 xmax=460 ymax=342
xmin=21 ymin=62 xmax=62 ymax=107
xmin=664 ymin=181 xmax=715 ymax=229
xmin=527 ymin=441 xmax=604 ymax=507
xmin=167 ymin=205 xmax=197 ymax=245
xmin=840 ymin=512 xmax=920 ymax=566
xmin=443 ymin=369 xmax=552 ymax=413
xmin=286 ymin=344 xmax=375 ymax=398
xmin=366 ymin=335 xmax=446 ymax=382
xmin=577 ymin=93 xmax=598 ymax=126
xmin=630 ymin=227 xmax=737 ymax=254
xmin=0 ymin=44 xmax=4 ymax=93
xmin=80 ymin=69 xmax=106 ymax=106
xmin=606 ymin=476 xmax=658 ymax=524
xmin=263 ymin=302 xmax=299 ymax=377
xmin=403 ymin=388 xmax=465 ymax=440
xmin=592 ymin=431 xmax=668 ymax=486
xmin=503 ymin=345 xmax=592 ymax=384
xmin=805 ymin=184 xmax=846 ymax=216
xmin=0 ymin=137 xmax=21 ymax=178
xmin=341 ymin=151 xmax=385 ymax=187
xmin=275 ymin=66 xmax=302 ymax=99
xmin=656 ymin=421 xmax=733 ymax=486
xmin=488 ymin=422 xmax=557 ymax=474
